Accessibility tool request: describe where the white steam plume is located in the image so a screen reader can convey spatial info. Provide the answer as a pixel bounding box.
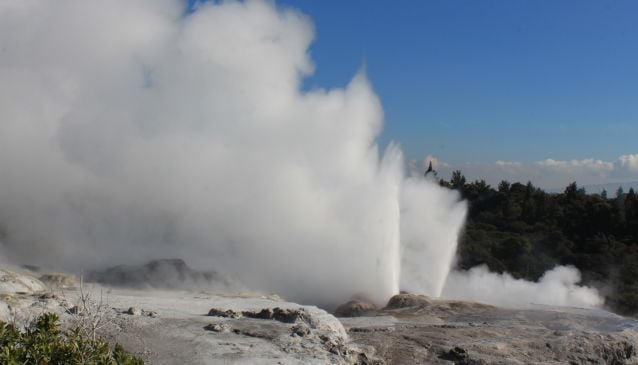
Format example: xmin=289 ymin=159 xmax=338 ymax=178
xmin=400 ymin=177 xmax=467 ymax=297
xmin=0 ymin=0 xmax=466 ymax=307
xmin=443 ymin=265 xmax=603 ymax=308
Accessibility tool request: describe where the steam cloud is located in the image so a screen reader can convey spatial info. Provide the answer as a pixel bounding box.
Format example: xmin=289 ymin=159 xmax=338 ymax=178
xmin=0 ymin=0 xmax=465 ymax=307
xmin=0 ymin=0 xmax=601 ymax=309
xmin=443 ymin=265 xmax=603 ymax=308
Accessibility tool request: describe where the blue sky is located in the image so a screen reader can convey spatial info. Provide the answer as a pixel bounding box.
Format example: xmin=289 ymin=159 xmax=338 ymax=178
xmin=272 ymin=0 xmax=638 ymax=164
xmin=187 ymin=0 xmax=638 ymax=186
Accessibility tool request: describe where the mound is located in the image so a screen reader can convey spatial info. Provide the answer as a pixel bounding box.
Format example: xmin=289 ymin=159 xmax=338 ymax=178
xmin=384 ymin=293 xmax=431 ymax=309
xmin=87 ymin=259 xmax=237 ymax=291
xmin=334 ymin=300 xmax=377 ymax=317
xmin=0 ymin=269 xmax=47 ymax=294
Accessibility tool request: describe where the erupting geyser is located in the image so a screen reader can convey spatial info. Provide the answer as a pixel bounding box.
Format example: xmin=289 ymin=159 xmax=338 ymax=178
xmin=0 ymin=0 xmax=466 ymax=307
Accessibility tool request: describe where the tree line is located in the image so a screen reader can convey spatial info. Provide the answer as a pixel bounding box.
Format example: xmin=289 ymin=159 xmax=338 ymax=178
xmin=433 ymin=169 xmax=638 ymax=314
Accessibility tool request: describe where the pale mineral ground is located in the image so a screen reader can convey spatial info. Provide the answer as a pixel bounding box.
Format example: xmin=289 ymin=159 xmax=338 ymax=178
xmin=2 ymin=262 xmax=638 ymax=365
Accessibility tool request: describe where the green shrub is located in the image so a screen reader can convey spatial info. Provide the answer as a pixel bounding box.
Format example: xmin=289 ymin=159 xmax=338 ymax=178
xmin=0 ymin=312 xmax=143 ymax=364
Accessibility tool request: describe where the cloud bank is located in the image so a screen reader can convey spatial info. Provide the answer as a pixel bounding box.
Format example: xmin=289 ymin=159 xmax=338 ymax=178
xmin=0 ymin=0 xmax=466 ymax=307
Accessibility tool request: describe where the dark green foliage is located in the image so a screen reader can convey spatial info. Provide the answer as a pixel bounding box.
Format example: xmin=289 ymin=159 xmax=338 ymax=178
xmin=450 ymin=170 xmax=466 ymax=190
xmin=445 ymin=172 xmax=638 ymax=315
xmin=0 ymin=313 xmax=143 ymax=364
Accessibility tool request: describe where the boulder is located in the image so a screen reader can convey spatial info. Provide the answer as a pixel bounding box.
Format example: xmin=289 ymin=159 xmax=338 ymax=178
xmin=208 ymin=308 xmax=241 ymax=319
xmin=144 ymin=310 xmax=160 ymax=318
xmin=334 ymin=300 xmax=377 ymax=317
xmin=126 ymin=307 xmax=142 ymax=316
xmin=204 ymin=323 xmax=231 ymax=333
xmin=384 ymin=293 xmax=431 ymax=309
xmin=242 ymin=307 xmax=315 ymax=325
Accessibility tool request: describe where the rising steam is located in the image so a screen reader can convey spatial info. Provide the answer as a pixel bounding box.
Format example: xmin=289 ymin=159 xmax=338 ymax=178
xmin=0 ymin=0 xmax=601 ymax=310
xmin=0 ymin=0 xmax=464 ymax=307
xmin=443 ymin=265 xmax=604 ymax=308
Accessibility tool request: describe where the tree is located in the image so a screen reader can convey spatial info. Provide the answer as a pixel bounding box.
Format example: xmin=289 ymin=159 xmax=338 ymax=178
xmin=453 ymin=175 xmax=638 ymax=315
xmin=625 ymin=188 xmax=638 ymax=238
xmin=601 ymin=189 xmax=608 ymax=200
xmin=564 ymin=182 xmax=579 ymax=199
xmin=498 ymin=180 xmax=511 ymax=193
xmin=617 ymin=186 xmax=625 ymax=199
xmin=450 ymin=170 xmax=466 ymax=190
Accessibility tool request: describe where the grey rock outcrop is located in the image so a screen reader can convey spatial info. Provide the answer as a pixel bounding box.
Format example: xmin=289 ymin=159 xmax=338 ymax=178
xmin=87 ymin=258 xmax=238 ymax=291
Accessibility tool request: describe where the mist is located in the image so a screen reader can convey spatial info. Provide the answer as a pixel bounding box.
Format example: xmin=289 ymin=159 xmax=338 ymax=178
xmin=443 ymin=265 xmax=603 ymax=308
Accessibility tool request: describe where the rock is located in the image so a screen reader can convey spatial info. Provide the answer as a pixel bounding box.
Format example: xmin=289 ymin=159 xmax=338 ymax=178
xmin=441 ymin=346 xmax=469 ymax=362
xmin=144 ymin=310 xmax=159 ymax=318
xmin=242 ymin=307 xmax=315 ymax=325
xmin=0 ymin=269 xmax=47 ymax=294
xmin=242 ymin=307 xmax=273 ymax=319
xmin=87 ymin=258 xmax=238 ymax=291
xmin=320 ymin=335 xmax=350 ymax=357
xmin=126 ymin=306 xmax=142 ymax=316
xmin=208 ymin=308 xmax=241 ymax=319
xmin=384 ymin=293 xmax=431 ymax=309
xmin=204 ymin=323 xmax=231 ymax=333
xmin=342 ymin=298 xmax=638 ymax=365
xmin=334 ymin=300 xmax=377 ymax=317
xmin=39 ymin=273 xmax=76 ymax=289
xmin=291 ymin=322 xmax=311 ymax=337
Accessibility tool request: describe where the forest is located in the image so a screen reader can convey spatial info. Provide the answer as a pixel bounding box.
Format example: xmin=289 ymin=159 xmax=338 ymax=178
xmin=435 ymin=169 xmax=638 ymax=315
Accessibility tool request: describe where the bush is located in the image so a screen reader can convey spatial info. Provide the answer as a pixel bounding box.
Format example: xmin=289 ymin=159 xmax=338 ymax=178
xmin=0 ymin=312 xmax=143 ymax=364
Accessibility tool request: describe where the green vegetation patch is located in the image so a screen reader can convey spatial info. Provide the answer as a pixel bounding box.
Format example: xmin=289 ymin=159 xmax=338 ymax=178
xmin=0 ymin=312 xmax=143 ymax=365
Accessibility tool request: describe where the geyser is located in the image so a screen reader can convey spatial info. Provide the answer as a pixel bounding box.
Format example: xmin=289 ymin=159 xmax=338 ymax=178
xmin=0 ymin=0 xmax=466 ymax=307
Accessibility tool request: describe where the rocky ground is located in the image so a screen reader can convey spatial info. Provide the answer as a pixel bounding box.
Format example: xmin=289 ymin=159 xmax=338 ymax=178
xmin=340 ymin=294 xmax=638 ymax=364
xmin=2 ymin=264 xmax=638 ymax=364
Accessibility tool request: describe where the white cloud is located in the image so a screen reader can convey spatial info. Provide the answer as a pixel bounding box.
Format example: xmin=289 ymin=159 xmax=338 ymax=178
xmin=535 ymin=159 xmax=614 ymax=174
xmin=617 ymin=154 xmax=638 ymax=173
xmin=418 ymin=154 xmax=638 ymax=190
xmin=495 ymin=160 xmax=522 ymax=167
xmin=423 ymin=154 xmax=449 ymax=168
